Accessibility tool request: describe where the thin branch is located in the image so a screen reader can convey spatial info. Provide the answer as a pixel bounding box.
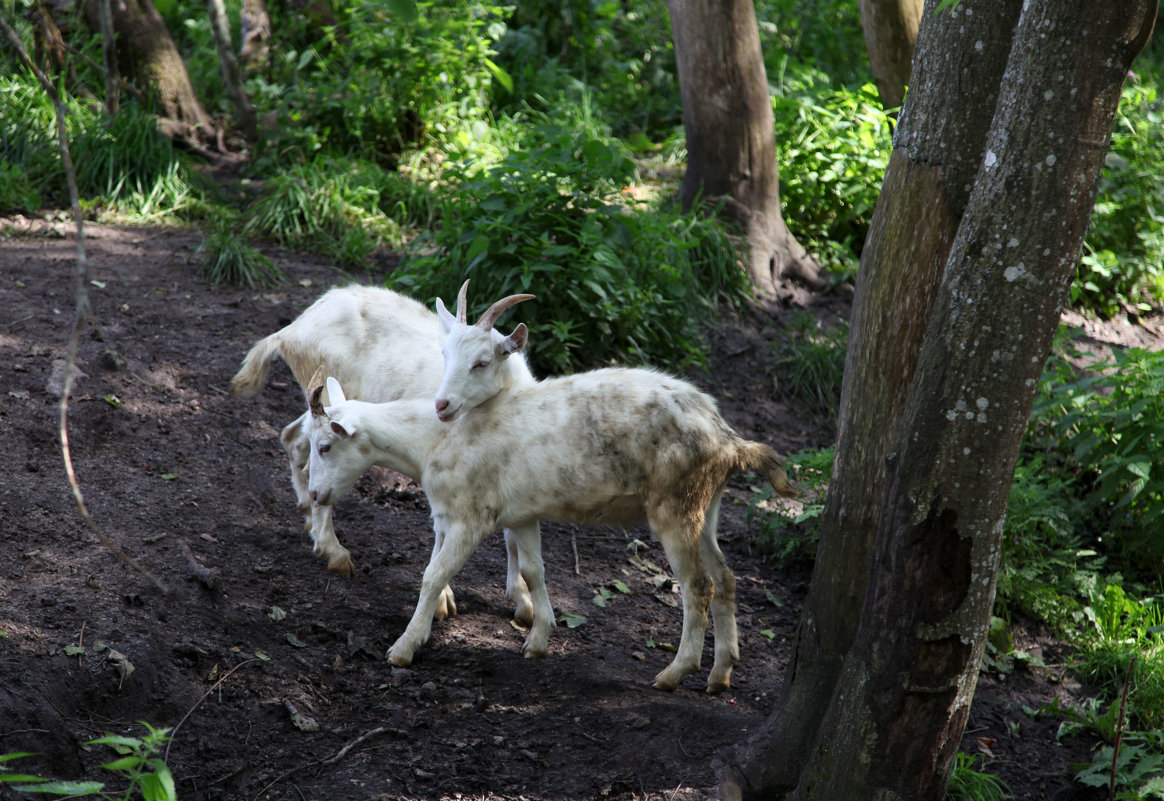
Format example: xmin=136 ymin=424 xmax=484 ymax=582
xmin=0 ymin=13 xmax=167 ymax=595
xmin=1110 ymin=655 xmax=1137 ymax=801
xmin=165 ymin=659 xmax=259 ymax=763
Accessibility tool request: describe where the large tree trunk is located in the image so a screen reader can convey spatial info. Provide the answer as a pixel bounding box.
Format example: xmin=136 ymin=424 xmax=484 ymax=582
xmin=83 ymin=0 xmax=216 ymax=144
xmin=859 ymin=0 xmax=922 ymax=110
xmin=721 ymin=0 xmax=1156 ymax=798
xmin=667 ymin=0 xmax=824 ymax=296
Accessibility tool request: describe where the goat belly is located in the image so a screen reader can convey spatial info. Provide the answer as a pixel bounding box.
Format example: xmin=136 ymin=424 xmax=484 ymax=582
xmin=543 ymin=495 xmax=646 ymax=528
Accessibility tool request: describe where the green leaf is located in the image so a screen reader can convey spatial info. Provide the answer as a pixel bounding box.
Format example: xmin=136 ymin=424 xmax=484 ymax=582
xmin=99 ymin=756 xmax=144 ymax=772
xmin=386 ymin=0 xmax=418 ymax=23
xmin=611 ymin=579 xmax=631 ymax=595
xmin=559 ymin=611 xmax=587 ymax=629
xmin=141 ymin=762 xmax=177 ymax=801
xmin=12 ymin=781 xmax=105 ymax=795
xmin=482 ymin=57 xmax=513 ymax=93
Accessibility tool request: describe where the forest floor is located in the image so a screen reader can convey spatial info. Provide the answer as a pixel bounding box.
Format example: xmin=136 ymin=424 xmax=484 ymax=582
xmin=0 ymin=216 xmax=1145 ymax=800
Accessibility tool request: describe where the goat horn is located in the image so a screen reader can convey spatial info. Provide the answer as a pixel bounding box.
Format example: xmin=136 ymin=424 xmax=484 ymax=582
xmin=475 ymin=294 xmax=535 ymax=331
xmin=456 ymin=279 xmax=470 ymax=324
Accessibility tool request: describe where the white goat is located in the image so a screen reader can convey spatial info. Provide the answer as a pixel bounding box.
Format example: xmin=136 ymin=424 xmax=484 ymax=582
xmin=231 ymin=284 xmax=537 ymax=622
xmin=307 ymin=312 xmax=796 ymax=691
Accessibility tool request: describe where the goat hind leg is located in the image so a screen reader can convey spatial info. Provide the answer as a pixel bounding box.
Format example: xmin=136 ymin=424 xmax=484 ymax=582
xmin=649 ymin=516 xmax=711 ymax=692
xmin=503 ymin=528 xmax=535 ymax=627
xmin=701 ymin=491 xmax=738 ymax=693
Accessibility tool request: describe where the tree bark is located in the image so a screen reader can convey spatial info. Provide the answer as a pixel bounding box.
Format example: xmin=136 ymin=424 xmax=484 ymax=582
xmin=207 ymin=0 xmax=258 ymax=143
xmin=667 ymin=0 xmax=825 ymax=296
xmin=96 ymin=0 xmax=118 ymax=115
xmin=83 ymin=0 xmax=216 ymax=144
xmin=859 ymin=0 xmax=922 ymax=110
xmin=721 ymin=0 xmax=1156 ymax=798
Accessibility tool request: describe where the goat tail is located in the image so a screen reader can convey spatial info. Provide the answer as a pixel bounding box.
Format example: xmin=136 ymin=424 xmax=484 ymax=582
xmin=230 ymin=334 xmax=281 ymax=397
xmin=738 ymin=441 xmax=798 ymax=498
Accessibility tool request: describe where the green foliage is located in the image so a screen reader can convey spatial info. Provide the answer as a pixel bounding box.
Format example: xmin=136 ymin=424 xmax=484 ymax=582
xmin=771 ymin=312 xmax=848 ymax=417
xmin=772 ymin=81 xmax=892 ymax=278
xmin=497 ymin=1 xmax=679 ymax=140
xmin=1074 ymin=72 xmax=1164 ymax=315
xmin=747 ymin=446 xmax=833 ymax=567
xmin=1072 ymin=731 xmax=1164 ymax=800
xmin=256 ymin=0 xmax=509 ymax=166
xmin=1027 ymin=345 xmax=1164 ymax=573
xmin=196 ymin=222 xmax=285 ymax=288
xmin=756 ymin=0 xmax=868 ymax=91
xmin=0 ymin=74 xmax=200 ymax=219
xmin=3 ymin=723 xmax=175 ymax=800
xmin=390 ymin=128 xmax=746 ymax=375
xmin=945 ymin=752 xmax=1011 ymax=801
xmin=1075 ymin=583 xmax=1164 ymax=731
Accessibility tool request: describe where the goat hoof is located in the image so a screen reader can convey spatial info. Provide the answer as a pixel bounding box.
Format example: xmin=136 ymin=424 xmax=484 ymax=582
xmin=706 ymin=676 xmax=731 ymax=694
xmin=387 ymin=644 xmax=414 ymax=667
xmin=520 ymin=638 xmax=549 ymax=659
xmin=652 ymin=666 xmax=685 ymax=692
xmin=327 ymin=554 xmax=355 ymax=578
xmin=434 ymin=588 xmax=457 ymax=620
xmin=511 ymin=599 xmax=535 ymax=628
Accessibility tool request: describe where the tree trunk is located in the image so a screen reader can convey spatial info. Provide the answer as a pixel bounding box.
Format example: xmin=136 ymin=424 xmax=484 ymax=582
xmin=721 ymin=0 xmax=1156 ymax=798
xmin=83 ymin=0 xmax=216 ymax=144
xmin=859 ymin=0 xmax=922 ymax=110
xmin=207 ymin=0 xmax=258 ymax=143
xmin=96 ymin=0 xmax=119 ymax=116
xmin=719 ymin=2 xmax=1020 ymax=791
xmin=667 ymin=0 xmax=825 ymax=296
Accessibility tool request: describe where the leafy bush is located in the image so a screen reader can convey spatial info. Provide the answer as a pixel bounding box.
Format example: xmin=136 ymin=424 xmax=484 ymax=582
xmin=390 ymin=128 xmax=746 ymax=375
xmin=772 ymin=80 xmax=892 ymax=277
xmin=1027 ymin=345 xmax=1164 ymax=574
xmin=1072 ymin=730 xmax=1164 ymax=800
xmin=1074 ymin=72 xmax=1164 ymax=315
xmin=256 ymin=0 xmax=510 ymax=167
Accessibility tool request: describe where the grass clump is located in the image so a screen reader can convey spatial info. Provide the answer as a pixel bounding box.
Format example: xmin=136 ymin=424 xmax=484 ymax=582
xmin=771 ymin=312 xmax=848 ymax=418
xmin=196 ymin=222 xmax=285 ymax=288
xmin=945 ymin=752 xmax=1011 ymax=801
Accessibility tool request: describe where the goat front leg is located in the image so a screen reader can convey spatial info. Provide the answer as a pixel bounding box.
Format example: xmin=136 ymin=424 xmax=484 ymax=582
xmin=281 ymin=414 xmax=313 ymax=531
xmin=505 ymin=523 xmax=555 ymax=657
xmin=389 ymin=520 xmax=486 ymax=666
xmin=309 ymin=503 xmax=355 ymax=578
xmin=503 ymin=528 xmax=534 ymax=626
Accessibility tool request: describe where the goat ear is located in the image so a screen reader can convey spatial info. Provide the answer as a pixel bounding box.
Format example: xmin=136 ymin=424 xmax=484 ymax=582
xmin=325 ymin=376 xmax=347 ymax=405
xmin=309 ymin=384 xmax=327 ymax=418
xmin=497 ymin=322 xmax=528 ymax=358
xmin=435 ymin=297 xmax=456 ymax=333
xmin=330 ymin=420 xmax=353 ymax=439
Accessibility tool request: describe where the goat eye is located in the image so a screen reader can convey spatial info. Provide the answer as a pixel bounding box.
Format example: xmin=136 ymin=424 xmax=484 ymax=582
xmin=472 ymin=360 xmax=489 ymax=371
xmin=318 ymin=443 xmax=330 ymax=455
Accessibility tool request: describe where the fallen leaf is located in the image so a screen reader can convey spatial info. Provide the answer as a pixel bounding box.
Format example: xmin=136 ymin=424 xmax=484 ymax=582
xmin=559 ymin=611 xmax=587 ymax=629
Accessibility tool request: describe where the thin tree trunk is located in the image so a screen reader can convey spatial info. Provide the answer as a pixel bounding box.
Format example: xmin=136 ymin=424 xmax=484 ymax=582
xmin=859 ymin=0 xmax=922 ymax=110
xmin=207 ymin=0 xmax=258 ymax=143
xmin=667 ymin=0 xmax=825 ymax=295
xmin=722 ymin=0 xmax=1156 ymax=798
xmin=96 ymin=0 xmax=119 ymax=115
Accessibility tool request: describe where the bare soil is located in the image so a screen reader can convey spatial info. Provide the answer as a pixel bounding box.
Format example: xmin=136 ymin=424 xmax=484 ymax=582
xmin=0 ymin=218 xmax=1126 ymax=800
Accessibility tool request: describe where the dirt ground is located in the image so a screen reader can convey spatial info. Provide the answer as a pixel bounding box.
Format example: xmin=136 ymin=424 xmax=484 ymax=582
xmin=0 ymin=217 xmax=1121 ymax=800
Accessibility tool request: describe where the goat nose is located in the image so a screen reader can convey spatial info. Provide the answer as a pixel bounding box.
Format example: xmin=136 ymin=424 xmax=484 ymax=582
xmin=435 ymin=398 xmax=449 ymax=413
